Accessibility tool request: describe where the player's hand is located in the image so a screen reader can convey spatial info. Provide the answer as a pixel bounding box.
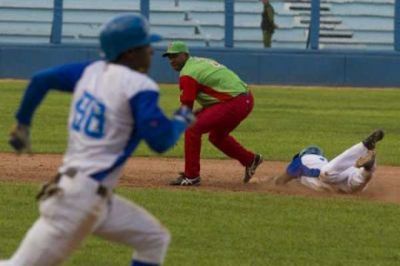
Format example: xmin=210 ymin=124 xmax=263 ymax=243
xmin=9 ymin=123 xmax=31 ymax=154
xmin=173 ymin=105 xmax=196 ymax=127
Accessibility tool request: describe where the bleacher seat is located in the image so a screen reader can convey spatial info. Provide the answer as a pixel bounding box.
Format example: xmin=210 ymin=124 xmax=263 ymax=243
xmin=0 ymin=0 xmax=395 ymax=49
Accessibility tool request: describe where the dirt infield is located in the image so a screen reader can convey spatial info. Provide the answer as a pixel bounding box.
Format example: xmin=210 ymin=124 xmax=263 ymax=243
xmin=1 ymin=153 xmax=399 ymax=204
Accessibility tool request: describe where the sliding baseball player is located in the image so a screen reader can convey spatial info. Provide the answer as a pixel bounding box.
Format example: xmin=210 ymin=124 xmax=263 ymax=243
xmin=274 ymin=130 xmax=384 ymax=193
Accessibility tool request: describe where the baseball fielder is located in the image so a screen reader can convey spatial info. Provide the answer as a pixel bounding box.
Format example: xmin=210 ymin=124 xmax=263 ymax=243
xmin=163 ymin=41 xmax=263 ymax=186
xmin=274 ymin=130 xmax=384 ymax=193
xmin=2 ymin=14 xmax=195 ymax=266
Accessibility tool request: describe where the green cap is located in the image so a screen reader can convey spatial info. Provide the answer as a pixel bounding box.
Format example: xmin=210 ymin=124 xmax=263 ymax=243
xmin=162 ymin=41 xmax=189 ymax=57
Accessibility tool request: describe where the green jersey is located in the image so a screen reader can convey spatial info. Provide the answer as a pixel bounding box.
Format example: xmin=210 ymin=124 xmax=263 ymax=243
xmin=179 ymin=57 xmax=248 ymax=107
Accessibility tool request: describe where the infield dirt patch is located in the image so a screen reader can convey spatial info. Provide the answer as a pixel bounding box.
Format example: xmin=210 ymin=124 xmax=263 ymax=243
xmin=1 ymin=153 xmax=399 ymax=204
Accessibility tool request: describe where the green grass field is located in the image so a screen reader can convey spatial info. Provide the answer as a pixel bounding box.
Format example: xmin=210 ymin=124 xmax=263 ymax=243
xmin=1 ymin=182 xmax=400 ymax=266
xmin=0 ymin=81 xmax=399 ymax=164
xmin=1 ymin=81 xmax=400 ymax=265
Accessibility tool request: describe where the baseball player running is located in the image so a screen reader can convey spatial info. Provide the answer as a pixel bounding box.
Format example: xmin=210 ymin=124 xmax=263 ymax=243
xmin=2 ymin=14 xmax=195 ymax=266
xmin=163 ymin=41 xmax=263 ymax=186
xmin=274 ymin=129 xmax=384 ymax=193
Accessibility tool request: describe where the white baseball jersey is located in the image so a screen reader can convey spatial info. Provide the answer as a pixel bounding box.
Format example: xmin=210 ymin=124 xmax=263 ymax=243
xmin=301 ymin=154 xmax=328 ymax=170
xmin=59 ymin=61 xmax=158 ymax=188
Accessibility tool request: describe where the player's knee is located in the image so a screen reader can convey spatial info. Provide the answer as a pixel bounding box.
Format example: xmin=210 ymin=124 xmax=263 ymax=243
xmin=209 ymin=131 xmax=229 ymax=145
xmin=134 ymin=227 xmax=170 ymax=263
xmin=140 ymin=226 xmax=170 ymax=251
xmin=185 ymin=125 xmax=201 ymax=137
xmin=152 ymin=227 xmax=171 ymax=256
xmin=208 ymin=133 xmax=221 ymax=145
xmin=156 ymin=227 xmax=171 ymax=249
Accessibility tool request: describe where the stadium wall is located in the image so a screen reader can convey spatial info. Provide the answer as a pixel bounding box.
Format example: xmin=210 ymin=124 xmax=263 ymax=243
xmin=1 ymin=44 xmax=400 ymax=87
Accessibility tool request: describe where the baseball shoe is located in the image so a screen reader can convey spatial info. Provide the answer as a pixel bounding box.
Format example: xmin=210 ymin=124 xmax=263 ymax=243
xmin=362 ymin=129 xmax=384 ymax=150
xmin=244 ymin=154 xmax=263 ymax=183
xmin=356 ymin=150 xmax=376 ymax=171
xmin=169 ymin=173 xmax=201 ymax=186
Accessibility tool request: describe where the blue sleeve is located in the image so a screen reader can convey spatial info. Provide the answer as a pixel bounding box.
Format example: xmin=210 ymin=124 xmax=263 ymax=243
xmin=286 ymin=154 xmax=321 ymax=178
xmin=129 ymin=91 xmax=187 ymax=153
xmin=16 ymin=61 xmax=91 ymax=126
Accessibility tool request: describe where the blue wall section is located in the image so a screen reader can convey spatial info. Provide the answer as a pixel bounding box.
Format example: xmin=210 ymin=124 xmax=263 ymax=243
xmin=0 ymin=45 xmax=97 ymax=78
xmin=1 ymin=44 xmax=400 ymax=87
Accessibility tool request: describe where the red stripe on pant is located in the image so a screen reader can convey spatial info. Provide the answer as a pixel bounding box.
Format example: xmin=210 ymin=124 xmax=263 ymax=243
xmin=184 ymin=92 xmax=256 ymax=178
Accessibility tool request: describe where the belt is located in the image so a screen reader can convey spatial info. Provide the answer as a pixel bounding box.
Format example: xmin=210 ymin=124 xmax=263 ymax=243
xmin=63 ymin=169 xmax=108 ymax=198
xmin=37 ymin=169 xmax=108 ymax=200
xmin=237 ymin=91 xmax=250 ymax=97
xmin=202 ymin=91 xmax=250 ymax=108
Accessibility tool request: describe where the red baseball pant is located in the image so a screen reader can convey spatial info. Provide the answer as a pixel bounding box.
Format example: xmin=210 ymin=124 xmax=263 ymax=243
xmin=184 ymin=93 xmax=255 ymax=178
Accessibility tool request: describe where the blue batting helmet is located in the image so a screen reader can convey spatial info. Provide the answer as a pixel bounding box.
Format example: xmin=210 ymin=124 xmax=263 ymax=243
xmin=299 ymin=145 xmax=324 ymax=157
xmin=100 ymin=14 xmax=162 ymax=61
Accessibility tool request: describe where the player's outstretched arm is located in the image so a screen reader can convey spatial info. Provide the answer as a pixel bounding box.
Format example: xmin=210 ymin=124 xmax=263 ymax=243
xmin=15 ymin=61 xmax=91 ymax=126
xmin=274 ymin=154 xmax=321 ymax=186
xmin=9 ymin=61 xmax=91 ymax=153
xmin=130 ymin=91 xmax=195 ymax=153
xmin=274 ymin=172 xmax=296 ymax=185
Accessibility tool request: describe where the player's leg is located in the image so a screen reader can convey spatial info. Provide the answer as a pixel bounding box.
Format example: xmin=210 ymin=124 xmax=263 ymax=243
xmin=209 ymin=128 xmax=261 ymax=183
xmin=320 ymin=130 xmax=383 ymax=184
xmin=94 ymin=195 xmax=170 ymax=266
xmin=320 ymin=142 xmax=368 ymax=183
xmin=263 ymin=31 xmax=272 ymax=48
xmin=168 ymin=115 xmax=203 ymax=185
xmin=171 ymin=92 xmax=259 ymax=185
xmin=169 ymin=107 xmax=211 ymax=185
xmin=334 ymin=164 xmax=375 ymax=193
xmin=339 ymin=150 xmax=376 ymax=193
xmin=1 ymin=218 xmax=64 ymax=266
xmin=208 ymin=93 xmax=262 ymax=182
xmin=209 ymin=131 xmax=255 ymax=166
xmin=5 ymin=174 xmax=106 ymax=266
xmin=7 ymin=216 xmax=92 ymax=266
xmin=207 ymin=93 xmax=254 ymax=163
xmin=348 ymin=168 xmax=375 ymax=193
xmin=171 ymin=95 xmax=249 ymax=185
xmin=184 ymin=123 xmax=203 ymax=179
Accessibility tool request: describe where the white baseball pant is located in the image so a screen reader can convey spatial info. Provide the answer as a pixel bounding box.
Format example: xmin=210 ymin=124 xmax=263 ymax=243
xmin=1 ymin=173 xmax=170 ymax=266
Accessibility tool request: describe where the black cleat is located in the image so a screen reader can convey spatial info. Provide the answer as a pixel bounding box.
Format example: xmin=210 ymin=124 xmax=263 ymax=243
xmin=362 ymin=129 xmax=384 ymax=150
xmin=244 ymin=154 xmax=263 ymax=183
